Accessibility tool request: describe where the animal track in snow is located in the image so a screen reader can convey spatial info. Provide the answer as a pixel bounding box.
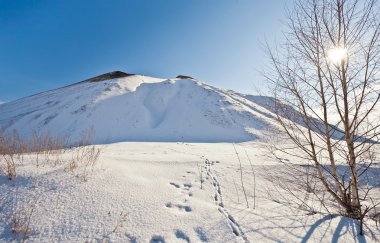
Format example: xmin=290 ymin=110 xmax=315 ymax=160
xmin=169 ymin=182 xmax=180 ymax=188
xmin=183 ymin=183 xmax=192 ymax=190
xmin=150 ymin=235 xmax=166 ymax=243
xmin=195 ymin=227 xmax=209 ymax=242
xmin=175 ymin=229 xmax=190 ymax=243
xmin=169 ymin=180 xmax=194 ymax=198
xmin=125 ymin=233 xmax=137 ymax=243
xmin=204 ymin=158 xmax=249 ymax=242
xmin=165 ymin=202 xmax=192 ymax=212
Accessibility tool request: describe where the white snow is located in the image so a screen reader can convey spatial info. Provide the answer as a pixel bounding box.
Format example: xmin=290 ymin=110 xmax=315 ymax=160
xmin=0 ymin=75 xmax=278 ymax=144
xmin=1 ymin=74 xmax=379 ymax=242
xmin=1 ymin=141 xmax=378 ymax=242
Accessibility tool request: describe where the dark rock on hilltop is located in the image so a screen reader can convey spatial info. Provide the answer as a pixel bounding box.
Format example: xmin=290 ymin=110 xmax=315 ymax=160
xmin=176 ymin=75 xmax=195 ymax=79
xmin=84 ymin=71 xmax=134 ymax=83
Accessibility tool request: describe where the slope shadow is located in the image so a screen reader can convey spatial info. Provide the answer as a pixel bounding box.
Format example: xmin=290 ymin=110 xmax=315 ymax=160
xmin=243 ymin=95 xmax=378 ymax=143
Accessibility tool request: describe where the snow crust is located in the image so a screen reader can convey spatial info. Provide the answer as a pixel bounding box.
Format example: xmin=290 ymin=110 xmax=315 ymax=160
xmin=1 ymin=142 xmax=377 ymax=242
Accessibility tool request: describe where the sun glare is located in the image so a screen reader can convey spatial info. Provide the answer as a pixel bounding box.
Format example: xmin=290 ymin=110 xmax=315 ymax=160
xmin=328 ymin=47 xmax=348 ymax=65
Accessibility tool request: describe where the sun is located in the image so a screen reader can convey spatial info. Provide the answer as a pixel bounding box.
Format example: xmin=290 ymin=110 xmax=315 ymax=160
xmin=328 ymin=47 xmax=348 ymax=65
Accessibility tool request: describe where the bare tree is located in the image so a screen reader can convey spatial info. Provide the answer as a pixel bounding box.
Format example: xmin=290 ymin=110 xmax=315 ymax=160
xmin=0 ymin=130 xmax=19 ymax=180
xmin=265 ymin=0 xmax=380 ymax=235
xmin=233 ymin=144 xmax=250 ymax=208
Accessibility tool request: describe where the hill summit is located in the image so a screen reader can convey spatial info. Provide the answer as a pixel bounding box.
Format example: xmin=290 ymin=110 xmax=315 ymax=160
xmin=0 ymin=72 xmax=279 ymax=144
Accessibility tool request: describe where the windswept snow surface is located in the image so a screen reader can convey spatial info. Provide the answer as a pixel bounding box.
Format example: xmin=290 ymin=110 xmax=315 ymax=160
xmin=1 ymin=142 xmax=378 ymax=242
xmin=0 ymin=75 xmax=278 ymax=144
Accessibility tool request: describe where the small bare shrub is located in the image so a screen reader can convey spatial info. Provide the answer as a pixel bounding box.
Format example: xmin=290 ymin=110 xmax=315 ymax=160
xmin=65 ymin=145 xmax=101 ymax=181
xmin=0 ymin=130 xmax=19 ymax=180
xmin=3 ymin=154 xmax=17 ymax=180
xmin=11 ymin=205 xmax=36 ymax=242
xmin=63 ymin=127 xmax=101 ymax=181
xmin=197 ymin=162 xmax=204 ymax=189
xmin=30 ymin=130 xmax=68 ymax=167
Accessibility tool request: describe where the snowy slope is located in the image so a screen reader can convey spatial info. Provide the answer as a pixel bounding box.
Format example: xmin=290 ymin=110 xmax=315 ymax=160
xmin=0 ymin=72 xmax=279 ymax=144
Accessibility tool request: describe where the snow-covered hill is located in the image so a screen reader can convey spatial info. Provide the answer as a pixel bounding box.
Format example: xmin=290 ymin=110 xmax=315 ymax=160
xmin=1 ymin=72 xmax=379 ymax=242
xmin=0 ymin=72 xmax=279 ymax=144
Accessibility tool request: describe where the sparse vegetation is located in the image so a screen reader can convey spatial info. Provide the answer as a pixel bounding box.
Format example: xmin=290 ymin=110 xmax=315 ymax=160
xmin=0 ymin=130 xmax=20 ymax=180
xmin=0 ymin=128 xmax=102 ymax=241
xmin=11 ymin=204 xmax=36 ymax=242
xmin=65 ymin=145 xmax=101 ymax=181
xmin=0 ymin=128 xmax=101 ymax=181
xmin=30 ymin=130 xmax=69 ymax=168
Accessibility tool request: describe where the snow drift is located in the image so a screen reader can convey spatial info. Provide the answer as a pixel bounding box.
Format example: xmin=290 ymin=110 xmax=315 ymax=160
xmin=0 ymin=72 xmax=279 ymax=143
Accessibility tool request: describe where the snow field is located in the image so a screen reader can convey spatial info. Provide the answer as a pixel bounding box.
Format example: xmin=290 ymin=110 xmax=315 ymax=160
xmin=1 ymin=141 xmax=379 ymax=242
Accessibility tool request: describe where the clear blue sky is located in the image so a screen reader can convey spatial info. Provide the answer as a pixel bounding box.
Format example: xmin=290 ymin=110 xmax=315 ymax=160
xmin=0 ymin=0 xmax=288 ymax=102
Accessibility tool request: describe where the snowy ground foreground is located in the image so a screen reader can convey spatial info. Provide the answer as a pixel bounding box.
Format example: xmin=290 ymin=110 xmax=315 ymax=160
xmin=1 ymin=142 xmax=379 ymax=242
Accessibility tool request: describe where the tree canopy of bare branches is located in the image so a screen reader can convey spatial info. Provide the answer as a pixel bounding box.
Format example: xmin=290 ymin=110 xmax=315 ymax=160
xmin=265 ymin=0 xmax=380 ymax=235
